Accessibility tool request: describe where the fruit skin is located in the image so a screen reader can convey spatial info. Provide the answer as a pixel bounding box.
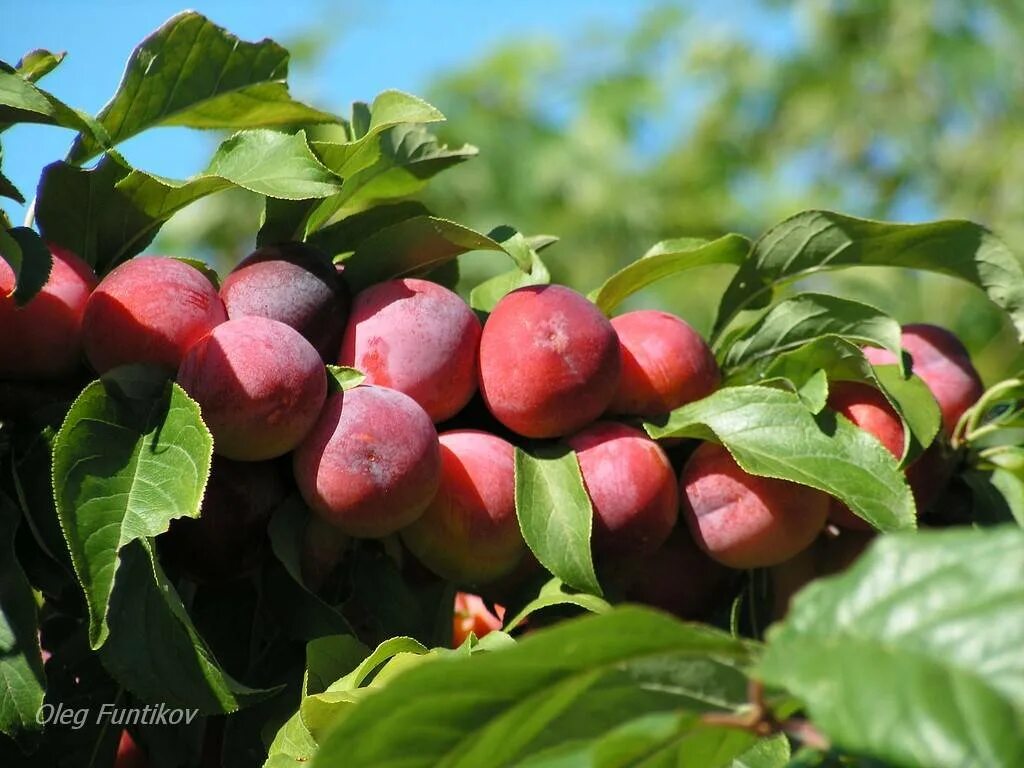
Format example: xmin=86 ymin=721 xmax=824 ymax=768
xmin=178 ymin=316 xmax=327 ymax=461
xmin=771 ymin=529 xmax=874 ymax=619
xmin=567 ymin=422 xmax=678 ymax=562
xmin=402 ymin=430 xmax=522 ymax=585
xmin=82 ymin=256 xmax=227 ymax=374
xmin=623 ymin=525 xmax=733 ymax=620
xmin=340 ymin=278 xmax=480 ymax=422
xmin=864 ymin=323 xmax=983 ymax=435
xmin=478 ymin=285 xmax=621 ymax=438
xmin=115 ymin=730 xmax=148 ymax=768
xmin=160 ymin=457 xmax=287 ymax=583
xmin=827 ymin=381 xmax=953 ymax=528
xmin=608 ymin=310 xmax=720 ymax=416
xmin=220 ymin=242 xmax=350 ymax=359
xmin=293 ymin=385 xmax=441 ymax=538
xmin=0 ymin=245 xmax=97 ymax=379
xmin=680 ymin=442 xmax=829 ymax=569
xmin=452 ymin=592 xmax=505 ymax=647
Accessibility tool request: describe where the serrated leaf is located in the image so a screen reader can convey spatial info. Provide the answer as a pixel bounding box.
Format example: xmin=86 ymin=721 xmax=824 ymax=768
xmin=0 ymin=227 xmax=52 ymax=305
xmin=0 ymin=494 xmax=45 ymax=739
xmin=0 ymin=70 xmax=102 ymax=139
xmin=870 ymin=364 xmax=942 ymax=463
xmin=731 ymin=735 xmax=790 ymax=767
xmin=589 ymin=234 xmax=751 ymax=314
xmin=51 ymin=378 xmax=213 ymax=649
xmin=714 ymin=210 xmax=1024 ymax=343
xmin=722 ymin=294 xmax=903 ymax=375
xmin=312 ymin=608 xmax=756 ymax=768
xmin=503 ymin=578 xmax=611 ymax=632
xmin=37 ymin=133 xmax=342 ymax=272
xmin=15 ymin=49 xmax=65 ymax=83
xmin=67 ymin=11 xmax=337 ymax=163
xmin=470 ymin=227 xmax=552 ymax=313
xmin=337 ymin=215 xmax=507 ymax=291
xmin=645 ymin=385 xmax=915 ymax=531
xmin=302 ymin=201 xmax=429 ymax=256
xmin=759 ymin=527 xmax=1024 ymax=768
xmin=325 ymin=365 xmax=365 ymax=392
xmin=515 ymin=446 xmax=602 ymax=596
xmin=963 ymin=465 xmax=1024 ymax=526
xmin=100 ymin=540 xmax=274 ymax=713
xmin=304 ymin=635 xmax=370 ymax=697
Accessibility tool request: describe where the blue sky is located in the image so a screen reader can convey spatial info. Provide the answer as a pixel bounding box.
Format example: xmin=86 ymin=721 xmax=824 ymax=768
xmin=1 ymin=0 xmax=734 ymax=221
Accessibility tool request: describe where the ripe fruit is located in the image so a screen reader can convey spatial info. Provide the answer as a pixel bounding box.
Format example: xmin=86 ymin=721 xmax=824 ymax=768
xmin=0 ymin=245 xmax=97 ymax=379
xmin=178 ymin=317 xmax=327 ymax=461
xmin=452 ymin=592 xmax=505 ymax=647
xmin=340 ymin=278 xmax=480 ymax=422
xmin=293 ymin=385 xmax=441 ymax=538
xmin=114 ymin=730 xmax=148 ymax=768
xmin=160 ymin=457 xmax=287 ymax=582
xmin=402 ymin=430 xmax=522 ymax=584
xmin=680 ymin=442 xmax=829 ymax=569
xmin=864 ymin=323 xmax=983 ymax=435
xmin=220 ymin=242 xmax=350 ymax=359
xmin=478 ymin=285 xmax=621 ymax=438
xmin=608 ymin=310 xmax=720 ymax=416
xmin=623 ymin=526 xmax=732 ymax=619
xmin=82 ymin=256 xmax=227 ymax=374
xmin=567 ymin=422 xmax=678 ymax=562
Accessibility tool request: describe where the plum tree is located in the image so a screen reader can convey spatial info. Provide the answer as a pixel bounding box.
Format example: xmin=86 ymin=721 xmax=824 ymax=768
xmin=623 ymin=525 xmax=733 ymax=619
xmin=340 ymin=278 xmax=480 ymax=422
xmin=293 ymin=385 xmax=441 ymax=538
xmin=680 ymin=442 xmax=829 ymax=569
xmin=177 ymin=316 xmax=327 ymax=461
xmin=864 ymin=323 xmax=984 ymax=435
xmin=401 ymin=429 xmax=522 ymax=584
xmin=160 ymin=457 xmax=287 ymax=583
xmin=0 ymin=245 xmax=97 ymax=379
xmin=608 ymin=310 xmax=720 ymax=416
xmin=478 ymin=285 xmax=621 ymax=437
xmin=567 ymin=422 xmax=678 ymax=562
xmin=82 ymin=256 xmax=227 ymax=374
xmin=220 ymin=242 xmax=350 ymax=359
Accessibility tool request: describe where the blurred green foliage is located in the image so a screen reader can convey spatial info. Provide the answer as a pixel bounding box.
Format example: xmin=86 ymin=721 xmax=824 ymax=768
xmin=157 ymin=0 xmax=1024 ymax=379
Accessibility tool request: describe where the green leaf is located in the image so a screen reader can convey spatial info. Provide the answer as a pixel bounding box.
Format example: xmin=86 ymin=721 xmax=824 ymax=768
xmin=515 ymin=445 xmax=602 ymax=596
xmin=963 ymin=463 xmax=1024 ymax=526
xmin=302 ymin=201 xmax=429 ymax=256
xmin=722 ymin=293 xmax=903 ymax=375
xmin=67 ymin=11 xmax=337 ymax=163
xmin=325 ymin=365 xmax=365 ymax=392
xmin=0 ymin=70 xmax=102 ymax=139
xmin=51 ymin=378 xmax=213 ymax=649
xmin=589 ymin=234 xmax=751 ymax=314
xmin=0 ymin=494 xmax=45 ymax=739
xmin=517 ymin=712 xmax=758 ymax=768
xmin=338 ymin=215 xmax=508 ymax=291
xmin=503 ymin=578 xmax=611 ymax=632
xmin=303 ymin=635 xmax=370 ymax=697
xmin=759 ymin=527 xmax=1024 ymax=768
xmin=870 ymin=363 xmax=942 ymax=464
xmin=713 ymin=210 xmax=1024 ymax=343
xmin=0 ymin=227 xmax=52 ymax=305
xmin=645 ymin=385 xmax=915 ymax=531
xmin=731 ymin=735 xmax=791 ymax=768
xmin=15 ymin=49 xmax=65 ymax=83
xmin=312 ymin=608 xmax=756 ymax=768
xmin=470 ymin=227 xmax=552 ymax=313
xmin=100 ymin=540 xmax=273 ymax=713
xmin=37 ymin=133 xmax=342 ymax=272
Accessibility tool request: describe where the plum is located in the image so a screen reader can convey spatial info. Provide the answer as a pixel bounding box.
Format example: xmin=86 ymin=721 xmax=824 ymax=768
xmin=177 ymin=316 xmax=327 ymax=461
xmin=680 ymin=442 xmax=829 ymax=569
xmin=608 ymin=310 xmax=720 ymax=416
xmin=478 ymin=285 xmax=621 ymax=437
xmin=0 ymin=245 xmax=97 ymax=379
xmin=293 ymin=385 xmax=441 ymax=538
xmin=864 ymin=323 xmax=983 ymax=435
xmin=401 ymin=429 xmax=522 ymax=584
xmin=82 ymin=256 xmax=226 ymax=374
xmin=567 ymin=422 xmax=678 ymax=562
xmin=220 ymin=242 xmax=349 ymax=359
xmin=340 ymin=278 xmax=480 ymax=422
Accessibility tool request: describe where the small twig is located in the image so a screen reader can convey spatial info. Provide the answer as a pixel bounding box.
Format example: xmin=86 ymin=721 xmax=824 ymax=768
xmin=700 ymin=679 xmax=831 ymax=751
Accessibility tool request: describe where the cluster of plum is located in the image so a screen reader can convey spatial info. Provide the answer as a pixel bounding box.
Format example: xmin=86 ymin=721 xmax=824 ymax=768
xmin=0 ymin=242 xmax=985 ymax=623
